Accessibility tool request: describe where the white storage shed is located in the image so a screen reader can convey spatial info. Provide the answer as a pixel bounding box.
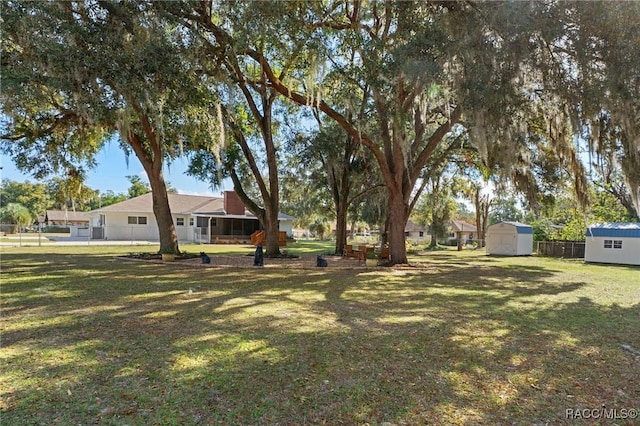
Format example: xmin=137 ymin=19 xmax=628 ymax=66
xmin=485 ymin=221 xmax=534 ymax=256
xmin=585 ymin=223 xmax=640 ymax=266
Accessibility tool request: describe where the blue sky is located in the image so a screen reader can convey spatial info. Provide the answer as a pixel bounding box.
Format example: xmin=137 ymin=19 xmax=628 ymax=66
xmin=1 ymin=142 xmax=228 ymax=197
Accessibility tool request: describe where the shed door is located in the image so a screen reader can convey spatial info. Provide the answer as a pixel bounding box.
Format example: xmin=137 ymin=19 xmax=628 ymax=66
xmin=500 ymin=234 xmax=516 ymax=254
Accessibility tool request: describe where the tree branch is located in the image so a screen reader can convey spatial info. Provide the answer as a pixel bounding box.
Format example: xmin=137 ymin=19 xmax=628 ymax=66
xmin=410 ymin=105 xmax=463 ymax=185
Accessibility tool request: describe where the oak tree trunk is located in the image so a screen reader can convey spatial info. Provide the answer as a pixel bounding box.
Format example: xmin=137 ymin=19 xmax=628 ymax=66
xmin=387 ymin=189 xmax=409 ymax=264
xmin=263 ymin=203 xmax=281 ymax=257
xmin=147 ymin=168 xmax=180 ymax=254
xmin=334 ymin=197 xmax=349 ymax=255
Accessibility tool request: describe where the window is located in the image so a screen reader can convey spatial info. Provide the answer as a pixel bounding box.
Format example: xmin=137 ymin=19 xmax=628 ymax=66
xmin=127 ymin=216 xmax=148 ymax=225
xmin=604 ymin=240 xmax=613 ymax=249
xmin=189 ymin=218 xmax=194 ymax=226
xmin=613 ymin=240 xmax=623 ymax=249
xmin=176 ymin=217 xmax=184 ymax=226
xmin=419 ymin=231 xmax=424 ymax=237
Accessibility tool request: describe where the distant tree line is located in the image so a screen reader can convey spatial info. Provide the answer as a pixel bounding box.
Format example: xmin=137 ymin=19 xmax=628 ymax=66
xmin=0 ymin=176 xmax=161 ymax=227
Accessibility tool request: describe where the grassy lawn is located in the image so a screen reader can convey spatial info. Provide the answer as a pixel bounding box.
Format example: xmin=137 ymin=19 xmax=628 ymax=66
xmin=1 ymin=244 xmax=639 ymax=425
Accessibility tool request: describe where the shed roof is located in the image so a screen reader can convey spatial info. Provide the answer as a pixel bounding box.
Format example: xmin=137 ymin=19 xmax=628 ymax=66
xmin=586 ymin=222 xmax=640 ymax=238
xmin=492 ymin=221 xmax=533 ymax=234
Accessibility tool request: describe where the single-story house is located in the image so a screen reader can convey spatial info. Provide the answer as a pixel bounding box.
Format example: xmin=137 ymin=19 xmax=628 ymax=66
xmin=44 ymin=210 xmax=91 ymax=237
xmin=585 ymin=222 xmax=640 ymax=266
xmin=485 ymin=221 xmax=533 ymax=256
xmin=44 ymin=210 xmax=90 ymax=226
xmin=87 ymin=191 xmax=295 ymax=243
xmin=448 ymin=220 xmax=477 ymax=244
xmin=405 ymin=220 xmax=430 ymax=243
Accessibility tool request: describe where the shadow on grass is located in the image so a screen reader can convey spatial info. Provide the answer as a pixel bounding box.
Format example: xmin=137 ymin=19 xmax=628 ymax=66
xmin=1 ymin=251 xmax=639 ymax=425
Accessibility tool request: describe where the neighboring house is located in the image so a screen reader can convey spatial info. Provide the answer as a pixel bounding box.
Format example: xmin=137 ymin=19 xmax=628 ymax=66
xmin=405 ymin=220 xmax=430 ymax=243
xmin=448 ymin=220 xmax=477 ymax=244
xmin=87 ymin=191 xmax=295 ymax=243
xmin=44 ymin=210 xmax=90 ymax=226
xmin=404 ymin=220 xmax=475 ymax=245
xmin=585 ymin=222 xmax=640 ymax=266
xmin=485 ymin=221 xmax=533 ymax=256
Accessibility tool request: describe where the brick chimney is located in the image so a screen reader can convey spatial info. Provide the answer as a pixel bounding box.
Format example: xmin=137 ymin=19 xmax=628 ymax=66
xmin=224 ymin=191 xmax=246 ymax=215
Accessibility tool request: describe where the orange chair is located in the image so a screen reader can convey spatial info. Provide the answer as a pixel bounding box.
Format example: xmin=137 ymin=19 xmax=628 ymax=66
xmin=343 ymin=244 xmax=354 ymax=258
xmin=378 ymin=245 xmax=390 ymax=261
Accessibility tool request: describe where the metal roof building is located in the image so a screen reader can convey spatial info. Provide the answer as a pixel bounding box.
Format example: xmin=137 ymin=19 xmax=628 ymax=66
xmin=585 ymin=223 xmax=640 ymax=266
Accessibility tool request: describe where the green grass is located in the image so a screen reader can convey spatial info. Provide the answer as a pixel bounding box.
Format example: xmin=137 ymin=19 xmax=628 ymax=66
xmin=1 ymin=244 xmax=639 ymax=425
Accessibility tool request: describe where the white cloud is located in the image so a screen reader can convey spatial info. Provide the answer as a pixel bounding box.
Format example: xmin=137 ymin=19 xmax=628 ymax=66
xmin=176 ymin=189 xmax=218 ymax=197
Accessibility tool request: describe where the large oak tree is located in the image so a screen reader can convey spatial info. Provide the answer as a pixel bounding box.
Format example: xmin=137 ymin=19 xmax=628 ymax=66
xmin=205 ymin=1 xmax=586 ymax=263
xmin=1 ymin=1 xmax=219 ymax=254
xmin=164 ymin=1 xmax=320 ymax=256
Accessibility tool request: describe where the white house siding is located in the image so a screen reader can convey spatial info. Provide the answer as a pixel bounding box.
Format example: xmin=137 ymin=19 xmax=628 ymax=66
xmin=585 ymin=223 xmax=640 ymax=266
xmin=91 ymin=211 xmax=197 ymax=242
xmin=406 ymin=231 xmax=430 ymax=243
xmin=280 ymin=221 xmax=293 ymax=237
xmin=93 ymin=211 xmax=159 ymax=241
xmin=174 ymin=215 xmax=195 ymax=242
xmin=93 ymin=212 xmax=293 ymax=242
xmin=404 ymin=220 xmax=430 ymax=243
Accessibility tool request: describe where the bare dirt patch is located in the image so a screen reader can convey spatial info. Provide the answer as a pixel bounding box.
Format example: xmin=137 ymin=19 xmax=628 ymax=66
xmin=122 ymin=253 xmax=368 ymax=269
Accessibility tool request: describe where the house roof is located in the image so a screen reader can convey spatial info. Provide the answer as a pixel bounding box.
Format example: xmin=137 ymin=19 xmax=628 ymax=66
xmin=586 ymin=222 xmax=640 ymax=238
xmin=91 ymin=193 xmax=295 ymax=220
xmin=405 ymin=220 xmax=428 ymax=232
xmin=92 ymin=193 xmax=216 ymax=214
xmin=45 ymin=210 xmax=90 ymax=223
xmin=449 ymin=220 xmax=477 ymax=233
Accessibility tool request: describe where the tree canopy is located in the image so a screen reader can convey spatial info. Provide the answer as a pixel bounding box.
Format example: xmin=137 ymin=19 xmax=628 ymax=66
xmin=2 ymin=0 xmax=638 ymax=261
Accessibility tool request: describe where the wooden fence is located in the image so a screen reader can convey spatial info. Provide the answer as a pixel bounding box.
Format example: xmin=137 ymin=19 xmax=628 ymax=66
xmin=536 ymin=241 xmax=585 ymax=258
